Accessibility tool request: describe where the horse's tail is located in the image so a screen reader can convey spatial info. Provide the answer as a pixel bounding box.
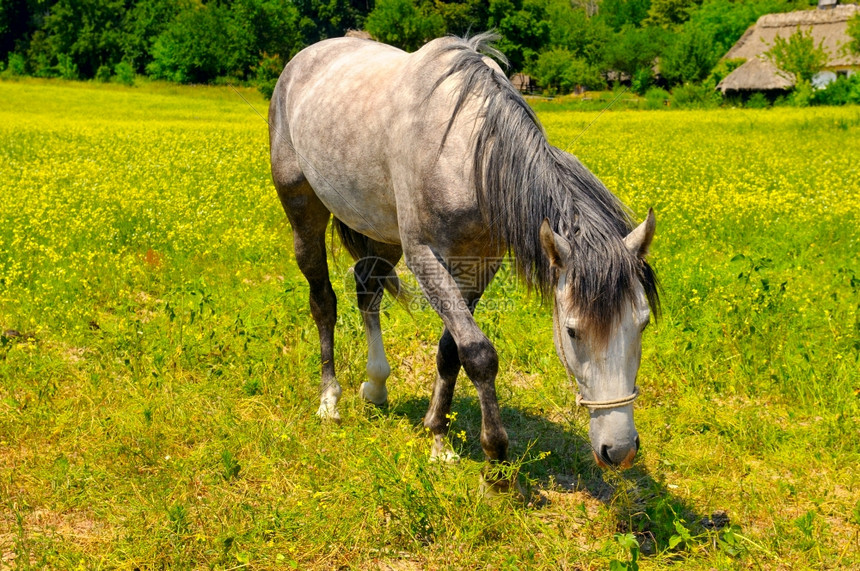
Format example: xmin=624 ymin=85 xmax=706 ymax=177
xmin=332 ymin=218 xmax=409 ymax=305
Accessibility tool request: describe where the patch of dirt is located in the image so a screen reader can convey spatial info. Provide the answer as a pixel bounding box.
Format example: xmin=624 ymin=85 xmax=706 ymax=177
xmin=61 ymin=345 xmax=90 ymax=364
xmin=132 ymin=290 xmax=163 ymax=322
xmin=142 ymin=248 xmax=164 ymax=270
xmin=543 ymin=473 xmax=615 ymax=504
xmin=509 ymin=371 xmax=541 ymax=390
xmin=0 ymin=507 xmax=110 ymax=563
xmin=360 ymin=552 xmax=424 ymax=571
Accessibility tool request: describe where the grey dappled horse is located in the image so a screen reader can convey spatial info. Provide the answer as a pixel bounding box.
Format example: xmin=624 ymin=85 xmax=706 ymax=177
xmin=269 ymin=34 xmax=659 ymax=487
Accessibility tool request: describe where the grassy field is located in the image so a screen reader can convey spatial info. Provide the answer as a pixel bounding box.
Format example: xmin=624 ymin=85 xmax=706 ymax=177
xmin=0 ymin=78 xmax=858 ymax=569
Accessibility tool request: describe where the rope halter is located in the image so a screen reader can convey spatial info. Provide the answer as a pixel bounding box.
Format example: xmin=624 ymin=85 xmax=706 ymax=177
xmin=575 ymin=386 xmax=639 ymax=411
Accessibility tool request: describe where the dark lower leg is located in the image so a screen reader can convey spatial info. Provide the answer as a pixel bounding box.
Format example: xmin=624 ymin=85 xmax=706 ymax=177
xmin=307 ymin=276 xmax=337 ymax=390
xmin=459 ymin=338 xmax=508 ymax=462
xmin=424 ymin=329 xmax=459 ymax=433
xmin=402 ymin=246 xmax=506 ymax=463
xmin=291 ymin=219 xmax=339 ymax=418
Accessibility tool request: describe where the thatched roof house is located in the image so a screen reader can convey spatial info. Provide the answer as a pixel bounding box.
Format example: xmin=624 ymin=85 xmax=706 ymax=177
xmin=345 ymin=29 xmax=372 ymax=40
xmin=510 ymin=73 xmax=535 ymax=93
xmin=717 ymin=3 xmax=860 ymax=93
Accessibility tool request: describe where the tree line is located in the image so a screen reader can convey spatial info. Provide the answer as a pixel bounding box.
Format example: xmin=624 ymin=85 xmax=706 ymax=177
xmin=0 ymin=0 xmax=853 ymax=101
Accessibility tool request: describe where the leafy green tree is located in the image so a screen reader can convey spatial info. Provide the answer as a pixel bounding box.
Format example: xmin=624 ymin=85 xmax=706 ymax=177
xmin=643 ymin=85 xmax=670 ymax=108
xmin=121 ymin=0 xmax=185 ymax=74
xmin=26 ymin=0 xmax=129 ymax=78
xmin=236 ymin=0 xmax=305 ymax=64
xmin=0 ymin=0 xmax=51 ymax=64
xmin=846 ymin=13 xmax=860 ymax=55
xmin=488 ymin=0 xmax=550 ymax=71
xmin=147 ymin=0 xmax=302 ymax=84
xmin=811 ymin=73 xmax=860 ymax=105
xmin=1 ymin=0 xmax=29 ymax=60
xmin=147 ymin=3 xmax=236 ymax=83
xmin=365 ymin=0 xmax=445 ymax=51
xmin=255 ymin=52 xmax=283 ymax=98
xmin=669 ymin=80 xmax=721 ymax=107
xmin=530 ymin=47 xmax=570 ymax=92
xmin=545 ymin=0 xmax=611 ymax=65
xmin=645 ymin=0 xmax=700 ymax=29
xmin=604 ymin=24 xmax=665 ymax=77
xmin=707 ymin=56 xmax=744 ymax=85
xmin=433 ymin=0 xmax=490 ymax=37
xmin=789 ymin=76 xmax=814 ymax=106
xmin=55 ymin=51 xmax=77 ymax=78
xmin=598 ymin=0 xmax=651 ymax=31
xmin=292 ymin=0 xmax=370 ymax=45
xmin=686 ymin=0 xmax=784 ymax=52
xmin=766 ymin=25 xmax=828 ymax=83
xmin=660 ymin=25 xmax=720 ymax=84
xmin=112 ymin=59 xmax=134 ymax=84
xmin=684 ymin=0 xmax=749 ymax=49
xmin=631 ymin=66 xmax=653 ymax=93
xmin=5 ymin=51 xmax=26 ymax=74
xmin=94 ymin=62 xmax=111 ymax=81
xmin=530 ymin=47 xmax=605 ymax=93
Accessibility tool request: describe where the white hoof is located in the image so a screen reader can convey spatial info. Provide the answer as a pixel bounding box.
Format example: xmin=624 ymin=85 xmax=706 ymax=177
xmin=430 ymin=448 xmax=461 ymax=463
xmin=316 ymin=396 xmax=341 ymax=422
xmin=359 ymin=382 xmax=388 ymax=406
xmin=429 ymin=436 xmax=460 ymax=463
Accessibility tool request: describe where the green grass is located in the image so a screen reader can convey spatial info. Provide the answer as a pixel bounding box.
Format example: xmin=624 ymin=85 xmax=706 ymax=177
xmin=526 ymin=90 xmax=650 ymax=113
xmin=1 ymin=78 xmax=858 ymax=569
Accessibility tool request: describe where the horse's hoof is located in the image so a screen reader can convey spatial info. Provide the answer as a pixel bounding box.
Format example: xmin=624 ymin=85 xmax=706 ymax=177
xmin=480 ymin=465 xmax=525 ymax=502
xmin=429 ymin=434 xmax=460 ymax=463
xmin=316 ymin=398 xmax=341 ymax=422
xmin=429 ymin=445 xmax=460 ymax=464
xmin=359 ymin=382 xmax=388 ymax=406
xmin=480 ymin=474 xmax=525 ymax=502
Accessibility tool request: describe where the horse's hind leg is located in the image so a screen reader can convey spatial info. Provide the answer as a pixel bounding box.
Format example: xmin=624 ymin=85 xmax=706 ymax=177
xmin=353 ymin=242 xmax=403 ymax=406
xmin=277 ymin=181 xmax=341 ymax=420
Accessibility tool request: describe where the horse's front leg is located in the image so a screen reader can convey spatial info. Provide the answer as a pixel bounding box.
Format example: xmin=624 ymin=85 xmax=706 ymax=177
xmin=424 ymin=327 xmax=461 ymax=462
xmin=424 ymin=258 xmax=501 ymax=462
xmin=405 ymin=245 xmax=511 ymax=487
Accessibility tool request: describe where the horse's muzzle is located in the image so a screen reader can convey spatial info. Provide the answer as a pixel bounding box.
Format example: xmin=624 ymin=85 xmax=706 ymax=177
xmin=593 ymin=436 xmax=639 ymax=470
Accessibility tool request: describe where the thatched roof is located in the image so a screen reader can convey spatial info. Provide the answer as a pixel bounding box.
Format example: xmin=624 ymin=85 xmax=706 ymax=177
xmin=720 ymin=58 xmax=796 ymax=92
xmin=510 ymin=72 xmax=534 ymax=92
xmin=345 ymin=29 xmax=372 ymax=40
xmin=718 ymin=4 xmax=860 ymax=93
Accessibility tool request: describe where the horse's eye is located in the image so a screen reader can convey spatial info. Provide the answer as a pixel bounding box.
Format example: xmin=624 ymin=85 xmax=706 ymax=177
xmin=566 ymin=327 xmax=577 ymax=340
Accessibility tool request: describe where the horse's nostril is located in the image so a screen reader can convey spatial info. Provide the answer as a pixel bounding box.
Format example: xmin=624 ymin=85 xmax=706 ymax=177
xmin=635 ymin=435 xmax=641 ymax=450
xmin=599 ymin=444 xmax=614 ymax=466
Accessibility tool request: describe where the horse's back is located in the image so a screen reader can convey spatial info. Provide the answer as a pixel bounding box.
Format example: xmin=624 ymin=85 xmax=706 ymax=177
xmin=270 ymin=38 xmax=416 ymax=243
xmin=269 ymin=36 xmax=496 ymax=248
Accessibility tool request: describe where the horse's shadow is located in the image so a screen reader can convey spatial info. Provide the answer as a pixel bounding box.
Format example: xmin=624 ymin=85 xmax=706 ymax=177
xmin=390 ymin=395 xmax=722 ymax=555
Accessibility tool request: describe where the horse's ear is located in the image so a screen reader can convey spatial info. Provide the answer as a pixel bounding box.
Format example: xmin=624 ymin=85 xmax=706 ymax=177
xmin=540 ymin=219 xmax=571 ymax=269
xmin=623 ymin=208 xmax=656 ymax=258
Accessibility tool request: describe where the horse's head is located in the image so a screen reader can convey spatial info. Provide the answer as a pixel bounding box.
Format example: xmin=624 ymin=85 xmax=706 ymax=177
xmin=539 ymin=210 xmax=656 ymax=469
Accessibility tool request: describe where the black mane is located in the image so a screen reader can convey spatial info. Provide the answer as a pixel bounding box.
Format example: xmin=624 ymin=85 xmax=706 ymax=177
xmin=431 ymin=34 xmax=660 ymax=340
